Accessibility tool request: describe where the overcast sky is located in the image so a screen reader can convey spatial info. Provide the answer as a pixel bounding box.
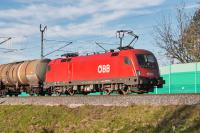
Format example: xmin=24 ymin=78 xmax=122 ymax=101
xmin=0 ymin=0 xmax=199 ymax=65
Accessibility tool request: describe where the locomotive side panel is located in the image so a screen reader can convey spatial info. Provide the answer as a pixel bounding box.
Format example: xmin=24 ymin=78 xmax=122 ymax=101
xmin=45 ymin=51 xmax=138 ymax=87
xmin=45 ymin=59 xmax=69 ymax=83
xmin=63 ymin=53 xmax=135 ymax=83
xmin=71 ymin=54 xmax=121 ymax=81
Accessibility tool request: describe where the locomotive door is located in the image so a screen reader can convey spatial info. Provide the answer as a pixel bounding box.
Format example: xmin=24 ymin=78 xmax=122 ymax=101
xmin=68 ymin=62 xmax=73 ymax=82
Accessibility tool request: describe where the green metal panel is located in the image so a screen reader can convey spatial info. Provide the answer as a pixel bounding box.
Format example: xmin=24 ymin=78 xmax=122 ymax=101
xmin=171 ymin=63 xmax=195 ymax=73
xmin=160 ymin=66 xmax=170 ymax=75
xmin=154 ymin=62 xmax=200 ymax=94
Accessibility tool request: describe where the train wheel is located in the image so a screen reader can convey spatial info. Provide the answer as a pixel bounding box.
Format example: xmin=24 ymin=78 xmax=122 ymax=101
xmin=47 ymin=90 xmax=52 ymax=96
xmin=104 ymin=89 xmax=112 ymax=95
xmin=29 ymin=92 xmax=34 ymax=96
xmin=14 ymin=93 xmax=19 ymax=97
xmin=137 ymin=92 xmax=144 ymax=94
xmin=56 ymin=92 xmax=62 ymax=96
xmin=66 ymin=87 xmax=75 ymax=96
xmin=118 ymin=86 xmax=130 ymax=95
xmin=46 ymin=87 xmax=53 ymax=96
xmin=83 ymin=92 xmax=89 ymax=95
xmin=68 ymin=90 xmax=75 ymax=96
xmin=47 ymin=92 xmax=52 ymax=96
xmin=0 ymin=90 xmax=6 ymax=97
xmin=118 ymin=90 xmax=128 ymax=95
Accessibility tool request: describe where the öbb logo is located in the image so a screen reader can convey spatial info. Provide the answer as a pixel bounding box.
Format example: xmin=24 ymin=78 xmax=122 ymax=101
xmin=98 ymin=65 xmax=110 ymax=73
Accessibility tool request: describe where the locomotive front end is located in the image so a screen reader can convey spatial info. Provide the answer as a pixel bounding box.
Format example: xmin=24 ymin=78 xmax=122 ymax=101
xmin=133 ymin=50 xmax=165 ymax=92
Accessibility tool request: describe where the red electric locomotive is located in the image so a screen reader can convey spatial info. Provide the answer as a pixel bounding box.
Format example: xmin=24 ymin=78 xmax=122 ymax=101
xmin=44 ymin=30 xmax=164 ymax=95
xmin=44 ymin=48 xmax=164 ymax=95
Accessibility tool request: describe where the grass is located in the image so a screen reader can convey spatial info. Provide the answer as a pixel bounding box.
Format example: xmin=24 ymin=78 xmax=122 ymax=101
xmin=0 ymin=105 xmax=199 ymax=133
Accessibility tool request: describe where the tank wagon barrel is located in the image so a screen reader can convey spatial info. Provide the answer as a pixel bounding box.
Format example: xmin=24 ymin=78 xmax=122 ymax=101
xmin=8 ymin=63 xmax=22 ymax=85
xmin=1 ymin=63 xmax=14 ymax=86
xmin=0 ymin=59 xmax=50 ymax=96
xmin=16 ymin=59 xmax=50 ymax=85
xmin=0 ymin=64 xmax=5 ymax=82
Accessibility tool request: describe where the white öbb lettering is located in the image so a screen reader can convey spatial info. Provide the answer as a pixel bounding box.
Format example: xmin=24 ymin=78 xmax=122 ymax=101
xmin=98 ymin=64 xmax=110 ymax=73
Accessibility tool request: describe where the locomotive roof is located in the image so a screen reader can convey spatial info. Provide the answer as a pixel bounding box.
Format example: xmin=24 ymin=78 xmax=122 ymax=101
xmin=49 ymin=48 xmax=154 ymax=64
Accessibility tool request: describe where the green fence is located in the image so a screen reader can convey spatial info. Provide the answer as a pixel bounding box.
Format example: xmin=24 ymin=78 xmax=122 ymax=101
xmin=151 ymin=62 xmax=200 ymax=94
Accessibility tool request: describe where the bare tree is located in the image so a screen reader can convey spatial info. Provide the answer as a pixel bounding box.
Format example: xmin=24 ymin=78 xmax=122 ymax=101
xmin=183 ymin=9 xmax=200 ymax=62
xmin=154 ymin=5 xmax=200 ymax=63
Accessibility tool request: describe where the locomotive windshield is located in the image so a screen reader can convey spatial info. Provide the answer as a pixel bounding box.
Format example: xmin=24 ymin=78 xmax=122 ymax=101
xmin=136 ymin=54 xmax=157 ymax=69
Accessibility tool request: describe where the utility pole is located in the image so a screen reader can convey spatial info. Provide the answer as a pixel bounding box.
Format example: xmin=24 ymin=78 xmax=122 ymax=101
xmin=40 ymin=24 xmax=47 ymax=59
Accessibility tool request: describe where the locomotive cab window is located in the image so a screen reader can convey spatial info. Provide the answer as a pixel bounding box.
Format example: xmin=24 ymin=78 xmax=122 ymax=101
xmin=136 ymin=54 xmax=157 ymax=69
xmin=124 ymin=57 xmax=131 ymax=65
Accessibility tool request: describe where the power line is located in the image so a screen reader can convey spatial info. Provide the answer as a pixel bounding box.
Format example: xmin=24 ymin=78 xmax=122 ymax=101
xmin=44 ymin=42 xmax=72 ymax=57
xmin=0 ymin=37 xmax=12 ymax=45
xmin=44 ymin=39 xmax=72 ymax=43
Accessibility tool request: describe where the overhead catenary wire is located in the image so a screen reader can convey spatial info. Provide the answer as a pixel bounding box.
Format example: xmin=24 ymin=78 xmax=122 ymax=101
xmin=95 ymin=42 xmax=108 ymax=52
xmin=43 ymin=42 xmax=72 ymax=57
xmin=0 ymin=37 xmax=12 ymax=45
xmin=44 ymin=39 xmax=72 ymax=43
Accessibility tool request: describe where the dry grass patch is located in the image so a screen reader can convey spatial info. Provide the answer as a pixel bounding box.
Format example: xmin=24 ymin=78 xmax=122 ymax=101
xmin=0 ymin=105 xmax=199 ymax=133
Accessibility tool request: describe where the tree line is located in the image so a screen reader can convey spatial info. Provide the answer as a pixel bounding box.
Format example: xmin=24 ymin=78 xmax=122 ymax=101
xmin=154 ymin=5 xmax=200 ymax=64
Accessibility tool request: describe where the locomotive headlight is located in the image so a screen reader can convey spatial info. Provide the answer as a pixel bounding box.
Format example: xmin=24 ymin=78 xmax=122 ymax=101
xmin=136 ymin=70 xmax=141 ymax=76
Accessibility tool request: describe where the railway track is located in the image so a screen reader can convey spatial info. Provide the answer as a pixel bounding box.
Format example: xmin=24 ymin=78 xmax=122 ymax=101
xmin=0 ymin=94 xmax=199 ymax=107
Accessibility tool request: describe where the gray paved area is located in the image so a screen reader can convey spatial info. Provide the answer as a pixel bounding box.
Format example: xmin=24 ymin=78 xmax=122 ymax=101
xmin=0 ymin=94 xmax=199 ymax=107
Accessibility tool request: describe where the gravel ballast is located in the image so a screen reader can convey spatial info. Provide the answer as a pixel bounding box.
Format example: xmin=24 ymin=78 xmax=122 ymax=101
xmin=0 ymin=94 xmax=199 ymax=107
